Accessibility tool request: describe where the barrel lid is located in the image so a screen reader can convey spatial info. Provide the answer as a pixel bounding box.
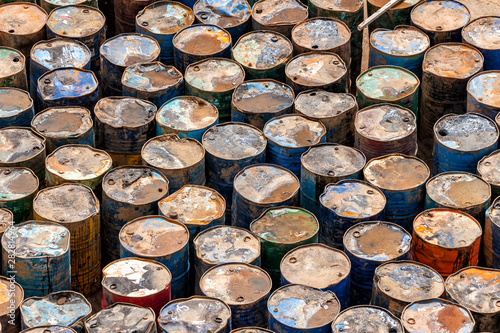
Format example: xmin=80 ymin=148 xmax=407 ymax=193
xmin=156 ymin=96 xmax=218 ymax=132
xmin=286 ymin=52 xmax=347 ymax=86
xmin=295 ymin=90 xmax=356 ymax=119
xmin=370 ymin=26 xmax=430 ymax=56
xmin=122 ymin=62 xmax=183 ymax=93
xmin=357 ymin=66 xmax=419 ymax=101
xmin=369 ymin=0 xmax=419 ymax=10
xmin=20 ymin=291 xmax=92 ymax=328
xmin=374 ymin=261 xmax=444 ymax=303
xmin=31 ymin=39 xmax=90 ymax=71
xmin=423 ymin=43 xmax=483 ymax=79
xmin=200 ymin=263 xmax=272 ymax=305
xmin=232 ymin=80 xmax=294 ymax=114
xmin=233 ymin=164 xmax=299 ymax=204
xmin=103 ymin=166 xmax=168 ymax=205
xmin=413 ymin=209 xmax=481 ymax=248
xmin=426 ymin=172 xmax=490 ymax=208
xmin=0 ymin=128 xmax=45 ymax=163
xmin=142 ymin=134 xmax=205 ymax=170
xmin=250 ymin=207 xmax=318 ymax=244
xmin=268 ymin=285 xmax=340 ymax=329
xmin=173 ymin=24 xmax=231 ymax=56
xmin=331 ymin=306 xmax=403 ymax=333
xmin=0 ymin=3 xmax=47 ymax=35
xmin=32 ymin=107 xmax=92 ymax=138
xmin=343 ymin=222 xmax=411 ymax=261
xmin=446 ymin=266 xmax=500 ymax=314
xmin=401 ymin=299 xmax=475 ymax=333
xmin=355 ymin=104 xmax=416 ymax=142
xmin=102 ymin=258 xmax=172 ymax=297
xmin=252 ymin=0 xmax=307 ymax=26
xmin=38 ymin=68 xmax=98 ymax=101
xmin=100 ymin=33 xmax=160 ymax=67
xmin=231 ymin=328 xmax=274 ymax=333
xmin=264 ymin=115 xmax=326 ymax=148
xmin=463 ymin=16 xmax=500 ymax=51
xmin=158 ymin=296 xmax=231 ymax=333
xmin=292 ymin=18 xmax=350 ymax=52
xmin=301 ymin=144 xmax=365 ymax=177
xmin=46 ymin=145 xmax=112 ymax=181
xmin=194 ymin=0 xmax=251 ymax=29
xmin=0 ymin=47 xmax=24 ymax=78
xmin=34 ymin=184 xmax=99 ymax=223
xmin=95 ymin=97 xmax=156 ymax=128
xmin=320 ymin=180 xmax=386 ymax=219
xmin=281 ymin=244 xmax=351 ymax=289
xmin=22 ymin=326 xmax=77 ymax=333
xmin=0 ymin=167 xmax=38 ymax=200
xmin=0 ymin=208 xmax=12 ymax=232
xmin=202 ymin=122 xmax=267 ymax=160
xmin=194 ymin=225 xmax=260 ymax=265
xmin=47 ymin=5 xmax=104 ymax=38
xmin=186 ymin=58 xmax=244 ymax=92
xmin=364 ymin=154 xmax=429 ymax=191
xmin=0 ymin=276 xmax=23 ymax=313
xmin=0 ymin=88 xmax=33 ymax=118
xmin=411 ymin=0 xmax=470 ymax=32
xmin=137 ymin=1 xmax=194 ymax=35
xmin=85 ymin=303 xmax=156 ymax=333
xmin=467 ymin=71 xmax=500 ymax=108
xmin=478 ymin=150 xmax=500 ymax=186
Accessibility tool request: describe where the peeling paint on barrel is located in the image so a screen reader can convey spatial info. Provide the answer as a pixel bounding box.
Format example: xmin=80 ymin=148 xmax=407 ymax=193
xmin=0 ymin=47 xmax=27 ymax=90
xmin=40 ymin=0 xmax=98 ymax=13
xmin=0 ymin=88 xmax=34 ymax=128
xmin=479 ymin=151 xmax=500 ymax=201
xmin=251 ymin=0 xmax=307 ymax=39
xmin=0 ymin=275 xmax=24 ymax=333
xmin=21 ymin=326 xmax=77 ymax=333
xmin=0 ymin=208 xmax=13 ymax=242
xmin=367 ymin=0 xmax=418 ymax=31
xmin=85 ymin=302 xmax=157 ymax=333
xmin=462 ymin=16 xmax=500 ymax=71
xmin=467 ymin=70 xmax=500 ymax=120
xmin=231 ymin=328 xmax=274 ymax=333
xmin=0 ymin=167 xmax=38 ymax=223
xmin=331 ymin=305 xmax=404 ymax=333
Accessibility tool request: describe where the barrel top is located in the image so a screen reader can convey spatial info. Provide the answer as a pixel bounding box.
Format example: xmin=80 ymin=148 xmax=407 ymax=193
xmin=32 ymin=107 xmax=92 ymax=138
xmin=103 ymin=167 xmax=168 ymax=205
xmin=120 ymin=216 xmax=189 ymax=256
xmin=364 ymin=154 xmax=430 ymax=191
xmin=281 ymin=244 xmax=351 ymax=289
xmin=186 ymin=58 xmax=244 ymax=92
xmin=0 ymin=168 xmax=38 ymax=200
xmin=468 ymin=71 xmax=500 ymax=108
xmin=344 ymin=222 xmax=411 ymax=261
xmin=411 ymin=0 xmax=470 ymax=32
xmin=478 ymin=150 xmax=500 ymax=186
xmin=137 ymin=1 xmax=194 ymax=35
xmin=38 ymin=68 xmax=98 ymax=101
xmin=252 ymin=0 xmax=307 ymax=26
xmin=156 ymin=96 xmax=218 ymax=131
xmin=95 ymin=97 xmax=156 ymax=128
xmin=331 ymin=306 xmax=403 ymax=333
xmin=355 ymin=104 xmax=416 ymax=141
xmin=194 ymin=225 xmax=260 ymax=265
xmin=102 ymin=258 xmax=172 ymax=296
xmin=0 ymin=48 xmax=24 ymax=77
xmin=0 ymin=128 xmax=45 ymax=163
xmin=46 ymin=145 xmax=112 ymax=181
xmin=47 ymin=5 xmax=105 ymax=38
xmin=286 ymin=52 xmax=347 ymax=86
xmin=173 ymin=24 xmax=231 ymax=56
xmin=369 ymin=0 xmax=419 ymax=9
xmin=268 ymin=285 xmax=340 ymax=329
xmin=158 ymin=186 xmax=225 ymax=225
xmin=413 ymin=209 xmax=481 ymax=248
xmin=100 ymin=34 xmax=160 ymax=67
xmin=370 ymin=26 xmax=430 ymax=56
xmin=320 ymin=180 xmax=386 ymax=218
xmin=31 ymin=39 xmax=90 ymax=70
xmin=0 ymin=276 xmax=23 ymax=314
xmin=264 ymin=115 xmax=326 ymax=148
xmin=233 ymin=164 xmax=299 ymax=204
xmin=233 ymin=31 xmax=292 ymax=70
xmin=34 ymin=184 xmax=99 ymax=223
xmin=200 ymin=263 xmax=272 ymax=305
xmin=310 ymin=0 xmax=362 ymax=12
xmin=463 ymin=16 xmax=500 ymax=50
xmin=194 ymin=0 xmax=251 ymax=28
xmin=0 ymin=208 xmax=12 ymax=232
xmin=22 ymin=326 xmax=77 ymax=333
xmin=122 ymin=62 xmax=183 ymax=92
xmin=159 ymin=296 xmax=231 ymax=333
xmin=401 ymin=299 xmax=474 ymax=333
xmin=0 ymin=88 xmax=32 ymax=117
xmin=85 ymin=303 xmax=155 ymax=333
xmin=426 ymin=172 xmax=490 ymax=208
xmin=302 ymin=144 xmax=365 ymax=177
xmin=295 ymin=90 xmax=356 ymax=118
xmin=423 ymin=44 xmax=483 ymax=79
xmin=202 ymin=122 xmax=266 ymax=160
xmin=142 ymin=134 xmax=205 ymax=169
xmin=0 ymin=3 xmax=47 ymax=35
xmin=357 ymin=66 xmax=419 ymax=101
xmin=374 ymin=261 xmax=444 ymax=303
xmin=446 ymin=267 xmax=500 ymax=314
xmin=231 ymin=328 xmax=274 ymax=333
xmin=232 ymin=80 xmax=294 ymax=113
xmin=292 ymin=18 xmax=350 ymax=51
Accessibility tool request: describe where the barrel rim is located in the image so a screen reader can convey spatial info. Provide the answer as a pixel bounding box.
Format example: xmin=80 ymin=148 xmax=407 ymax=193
xmin=30 ymin=37 xmax=92 ymax=72
xmin=291 ymin=17 xmax=352 ymax=54
xmin=301 ymin=143 xmax=366 ymax=178
xmin=31 ymin=106 xmax=93 ymax=139
xmin=0 ymin=166 xmax=39 ymax=201
xmin=466 ymin=70 xmax=500 ymax=109
xmin=230 ymin=327 xmax=275 ymax=333
xmin=172 ymin=23 xmax=232 ymax=57
xmin=37 ymin=67 xmax=99 ymax=101
xmin=94 ymin=96 xmax=157 ymax=129
xmin=47 ymin=4 xmax=106 ymax=39
xmin=0 ymin=46 xmax=26 ymax=79
xmin=136 ymin=0 xmax=194 ymax=36
xmin=193 ymin=0 xmax=252 ymax=30
xmin=251 ymin=0 xmax=308 ymax=27
xmin=308 ymin=0 xmax=363 ymax=14
xmin=185 ymin=57 xmax=246 ymax=93
xmin=0 ymin=275 xmax=24 ymax=310
xmin=263 ymin=113 xmax=327 ymax=148
xmin=84 ymin=302 xmax=156 ymax=332
xmin=0 ymin=126 xmax=46 ymax=164
xmin=21 ymin=325 xmax=78 ymax=333
xmin=295 ymin=89 xmax=357 ymax=120
xmin=369 ymin=25 xmax=430 ymax=58
xmin=0 ymin=2 xmax=48 ymax=36
xmin=478 ymin=149 xmax=500 ymax=186
xmin=410 ymin=0 xmax=471 ymax=33
xmin=121 ymin=61 xmax=184 ymax=93
xmin=285 ymin=51 xmax=348 ymax=86
xmin=462 ymin=16 xmax=500 ymax=51
xmin=0 ymin=86 xmax=33 ymax=115
xmin=100 ymin=33 xmax=161 ymax=68
xmin=422 ymin=42 xmax=484 ymax=78
xmin=331 ymin=304 xmax=403 ymax=331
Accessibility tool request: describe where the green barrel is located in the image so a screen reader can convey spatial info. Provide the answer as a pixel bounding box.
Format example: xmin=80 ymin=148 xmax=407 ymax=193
xmin=0 ymin=47 xmax=27 ymax=90
xmin=366 ymin=0 xmax=419 ymax=32
xmin=0 ymin=167 xmax=38 ymax=223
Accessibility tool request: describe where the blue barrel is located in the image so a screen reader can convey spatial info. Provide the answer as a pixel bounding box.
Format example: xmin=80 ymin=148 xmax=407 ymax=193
xmin=0 ymin=88 xmax=34 ymax=128
xmin=331 ymin=306 xmax=404 ymax=333
xmin=467 ymin=71 xmax=500 ymax=120
xmin=200 ymin=263 xmax=272 ymax=328
xmin=268 ymin=284 xmax=340 ymax=333
xmin=364 ymin=154 xmax=430 ymax=232
xmin=478 ymin=150 xmax=500 ymax=200
xmin=264 ymin=114 xmax=326 ymax=177
xmin=484 ymin=198 xmax=500 ymax=268
xmin=433 ymin=113 xmax=498 ymax=175
xmin=318 ymin=180 xmax=386 ymax=249
xmin=0 ymin=167 xmax=38 ymax=223
xmin=122 ymin=62 xmax=184 ymax=109
xmin=343 ymin=221 xmax=411 ymax=305
xmin=84 ymin=303 xmax=156 ymax=333
xmin=251 ymin=0 xmax=308 ymax=39
xmin=1 ymin=221 xmax=71 ymax=297
xmin=462 ymin=16 xmax=500 ymax=71
xmin=136 ymin=1 xmax=194 ymax=66
xmin=280 ymin=244 xmax=351 ymax=309
xmin=156 ymin=96 xmax=218 ymax=140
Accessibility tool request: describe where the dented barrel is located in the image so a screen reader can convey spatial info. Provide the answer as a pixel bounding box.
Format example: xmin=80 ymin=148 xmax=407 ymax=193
xmin=0 ymin=276 xmax=24 ymax=333
xmin=467 ymin=70 xmax=500 ymax=120
xmin=463 ymin=16 xmax=500 ymax=71
xmin=114 ymin=0 xmax=155 ymax=35
xmin=0 ymin=47 xmax=27 ymax=90
xmin=485 ymin=197 xmax=500 ymax=268
xmin=0 ymin=88 xmax=34 ymax=128
xmin=85 ymin=303 xmax=157 ymax=333
xmin=479 ymin=150 xmax=500 ymax=200
xmin=0 ymin=167 xmax=38 ymax=222
xmin=331 ymin=306 xmax=403 ymax=333
xmin=366 ymin=0 xmax=418 ymax=31
xmin=251 ymin=0 xmax=307 ymax=39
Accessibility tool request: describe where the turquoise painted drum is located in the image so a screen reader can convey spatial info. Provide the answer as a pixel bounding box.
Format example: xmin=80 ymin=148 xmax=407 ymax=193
xmin=0 ymin=167 xmax=38 ymax=223
xmin=331 ymin=306 xmax=404 ymax=333
xmin=0 ymin=88 xmax=34 ymax=128
xmin=467 ymin=70 xmax=500 ymax=120
xmin=462 ymin=17 xmax=500 ymax=71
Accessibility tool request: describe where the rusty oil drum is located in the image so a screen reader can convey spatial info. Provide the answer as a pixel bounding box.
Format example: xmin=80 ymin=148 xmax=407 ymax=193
xmin=84 ymin=303 xmax=157 ymax=333
xmin=21 ymin=326 xmax=77 ymax=333
xmin=331 ymin=305 xmax=404 ymax=333
xmin=114 ymin=0 xmax=155 ymax=35
xmin=366 ymin=0 xmax=419 ymax=31
xmin=463 ymin=16 xmax=500 ymax=71
xmin=485 ymin=197 xmax=500 ymax=268
xmin=479 ymin=151 xmax=500 ymax=201
xmin=251 ymin=0 xmax=307 ymax=39
xmin=0 ymin=47 xmax=27 ymax=91
xmin=231 ymin=329 xmax=274 ymax=333
xmin=40 ymin=0 xmax=98 ymax=13
xmin=0 ymin=272 xmax=24 ymax=333
xmin=0 ymin=208 xmax=13 ymax=241
xmin=0 ymin=167 xmax=38 ymax=223
xmin=467 ymin=70 xmax=500 ymax=120
xmin=0 ymin=88 xmax=34 ymax=128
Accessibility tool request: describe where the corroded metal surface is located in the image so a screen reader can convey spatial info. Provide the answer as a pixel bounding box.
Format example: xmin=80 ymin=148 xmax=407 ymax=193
xmin=251 ymin=0 xmax=307 ymax=38
xmin=331 ymin=306 xmax=403 ymax=333
xmin=462 ymin=16 xmax=500 ymax=71
xmin=114 ymin=0 xmax=155 ymax=35
xmin=0 ymin=88 xmax=34 ymax=128
xmin=467 ymin=70 xmax=500 ymax=120
xmin=0 ymin=208 xmax=13 ymax=237
xmin=0 ymin=167 xmax=38 ymax=223
xmin=0 ymin=276 xmax=24 ymax=333
xmin=0 ymin=47 xmax=27 ymax=90
xmin=41 ymin=0 xmax=98 ymax=13
xmin=478 ymin=150 xmax=500 ymax=200
xmin=21 ymin=326 xmax=77 ymax=333
xmin=85 ymin=303 xmax=156 ymax=333
xmin=231 ymin=328 xmax=274 ymax=333
xmin=366 ymin=0 xmax=419 ymax=31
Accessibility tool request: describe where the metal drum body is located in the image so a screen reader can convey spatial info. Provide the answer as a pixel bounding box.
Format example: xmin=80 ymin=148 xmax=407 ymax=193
xmin=114 ymin=0 xmax=155 ymax=35
xmin=251 ymin=0 xmax=307 ymax=39
xmin=0 ymin=47 xmax=27 ymax=90
xmin=41 ymin=0 xmax=98 ymax=13
xmin=84 ymin=303 xmax=157 ymax=333
xmin=21 ymin=326 xmax=77 ymax=333
xmin=0 ymin=167 xmax=38 ymax=222
xmin=0 ymin=271 xmax=24 ymax=333
xmin=485 ymin=198 xmax=500 ymax=268
xmin=463 ymin=16 xmax=500 ymax=71
xmin=367 ymin=0 xmax=418 ymax=31
xmin=0 ymin=208 xmax=13 ymax=242
xmin=0 ymin=88 xmax=34 ymax=128
xmin=231 ymin=329 xmax=273 ymax=333
xmin=479 ymin=151 xmax=500 ymax=201
xmin=467 ymin=70 xmax=500 ymax=120
xmin=331 ymin=305 xmax=404 ymax=333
